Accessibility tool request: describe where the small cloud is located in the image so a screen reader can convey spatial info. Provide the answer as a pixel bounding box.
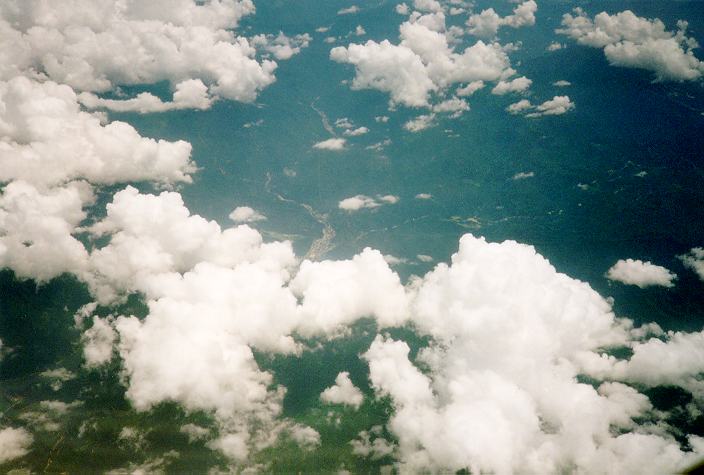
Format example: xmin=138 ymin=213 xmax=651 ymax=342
xmin=679 ymin=247 xmax=704 ymax=281
xmin=606 ymin=259 xmax=677 ymax=288
xmin=383 ymin=254 xmax=410 ymax=266
xmin=404 ymin=114 xmax=436 ymax=132
xmin=509 ymin=96 xmax=575 ymax=118
xmin=313 ymin=138 xmax=347 ymax=150
xmin=415 ymin=193 xmax=432 ymax=200
xmin=375 ymin=116 xmax=389 ymax=123
xmin=547 ymin=42 xmax=565 ymax=51
xmin=338 ymin=5 xmax=359 ymax=15
xmin=456 ymin=80 xmax=485 ymax=97
xmin=339 ymin=194 xmax=398 ymax=211
xmin=229 ymin=206 xmax=267 ymax=223
xmin=417 ymin=254 xmax=434 ymax=263
xmin=243 ymin=119 xmax=264 ymax=128
xmin=553 ymin=80 xmax=571 ymax=87
xmin=316 ymin=26 xmax=330 ymax=33
xmin=577 ymin=183 xmax=589 ymax=191
xmin=395 ymin=3 xmax=410 ymax=15
xmin=492 ymin=76 xmax=532 ymax=95
xmin=355 ymin=25 xmax=366 ymax=36
xmin=378 ymin=195 xmax=399 ymax=204
xmin=320 ymin=372 xmax=364 ymax=409
xmin=635 ymin=171 xmax=647 ymax=178
xmin=512 ymin=171 xmax=534 ymax=180
xmin=344 ymin=126 xmax=369 ymax=136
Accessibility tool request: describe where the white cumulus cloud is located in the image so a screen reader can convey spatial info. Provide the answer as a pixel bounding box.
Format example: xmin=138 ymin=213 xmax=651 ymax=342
xmin=558 ymin=8 xmax=704 ymax=81
xmin=320 ymin=372 xmax=364 ymax=409
xmin=606 ymin=258 xmax=677 ymax=288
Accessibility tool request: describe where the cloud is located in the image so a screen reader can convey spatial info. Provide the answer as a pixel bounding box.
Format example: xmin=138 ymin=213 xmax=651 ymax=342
xmin=606 ymin=259 xmax=677 ymax=288
xmin=432 ymin=97 xmax=469 ymax=116
xmin=512 ymin=171 xmax=534 ymax=180
xmin=404 ymin=114 xmax=436 ymax=132
xmin=40 ymin=367 xmax=76 ymax=391
xmin=0 ymin=0 xmax=285 ymax=104
xmin=361 ymin=234 xmax=704 ymax=473
xmin=395 ymin=3 xmax=410 ymax=16
xmin=82 ymin=315 xmax=117 ymax=368
xmin=343 ymin=126 xmax=369 ymax=136
xmin=85 ymin=186 xmax=297 ymax=304
xmin=415 ymin=193 xmax=432 ymax=199
xmin=78 ymin=79 xmax=212 ymax=113
xmin=466 ymin=1 xmax=537 ymax=39
xmin=508 ymin=95 xmax=575 ymax=118
xmin=331 ymin=12 xmax=518 ymax=108
xmin=320 ymin=372 xmax=364 ymax=409
xmin=338 ymin=6 xmax=360 ymax=15
xmin=0 ymin=427 xmax=32 ymax=463
xmin=251 ymin=32 xmax=312 ymax=61
xmin=229 ymin=206 xmax=267 ymax=223
xmin=338 ymin=194 xmax=399 ymax=211
xmin=350 ymin=426 xmax=395 ymax=459
xmin=679 ymin=247 xmax=704 ymax=281
xmin=0 ymin=180 xmax=91 ymax=281
xmin=558 ymin=9 xmax=704 ymax=81
xmin=290 ymin=248 xmax=409 ymax=336
xmin=582 ymin=329 xmax=704 ymax=396
xmin=0 ymin=77 xmax=195 ymax=187
xmin=547 ymin=42 xmax=565 ymax=51
xmin=491 ymin=76 xmax=532 ymax=95
xmin=313 ymin=138 xmax=347 ymax=150
xmin=413 ymin=0 xmax=443 ymax=14
xmin=553 ymin=80 xmax=571 ymax=87
xmin=456 ymin=80 xmax=485 ymax=96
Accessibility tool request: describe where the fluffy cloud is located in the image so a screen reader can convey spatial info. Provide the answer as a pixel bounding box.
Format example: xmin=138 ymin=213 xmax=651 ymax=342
xmin=82 ymin=315 xmax=117 ymax=368
xmin=404 ymin=113 xmax=436 ymax=132
xmin=0 ymin=0 xmax=282 ymax=103
xmin=72 ymin=187 xmax=412 ymax=460
xmin=343 ymin=126 xmax=369 ymax=136
xmin=0 ymin=180 xmax=91 ymax=281
xmin=338 ymin=6 xmax=359 ymax=15
xmin=508 ymin=95 xmax=575 ymax=117
xmin=0 ymin=427 xmax=32 ymax=463
xmin=491 ymin=76 xmax=532 ymax=95
xmin=558 ymin=9 xmax=704 ymax=81
xmin=320 ymin=372 xmax=364 ymax=409
xmin=338 ymin=194 xmax=399 ymax=211
xmin=78 ymin=79 xmax=213 ymax=113
xmin=251 ymin=32 xmax=312 ymax=61
xmin=467 ymin=1 xmax=537 ymax=39
xmin=606 ymin=259 xmax=677 ymax=288
xmin=350 ymin=426 xmax=395 ymax=459
xmin=331 ymin=12 xmax=518 ymax=108
xmin=361 ymin=234 xmax=704 ymax=473
xmin=313 ymin=137 xmax=346 ymax=150
xmin=229 ymin=206 xmax=267 ymax=223
xmin=291 ymin=248 xmax=409 ymax=336
xmin=679 ymin=247 xmax=704 ymax=281
xmin=578 ymin=329 xmax=704 ymax=397
xmin=85 ymin=186 xmax=296 ymax=304
xmin=0 ymin=77 xmax=194 ymax=187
